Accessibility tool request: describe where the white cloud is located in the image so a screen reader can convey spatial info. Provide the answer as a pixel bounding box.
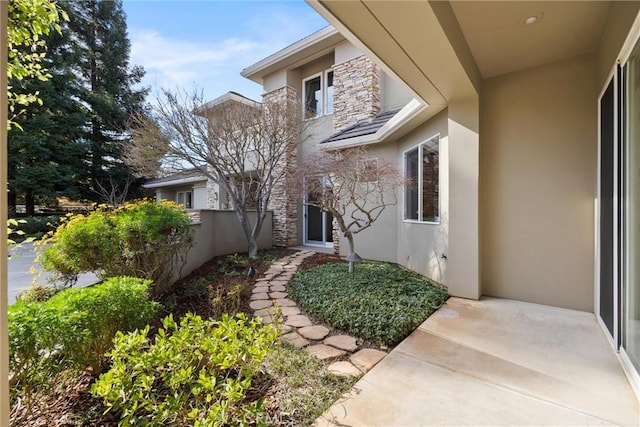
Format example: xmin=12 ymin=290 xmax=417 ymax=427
xmin=130 ymin=29 xmax=267 ymax=100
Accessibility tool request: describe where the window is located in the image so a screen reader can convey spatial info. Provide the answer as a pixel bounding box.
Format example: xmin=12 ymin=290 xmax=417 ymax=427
xmin=303 ymin=70 xmax=334 ymax=119
xmin=176 ymin=191 xmax=193 ymax=209
xmin=404 ymin=136 xmax=439 ymax=222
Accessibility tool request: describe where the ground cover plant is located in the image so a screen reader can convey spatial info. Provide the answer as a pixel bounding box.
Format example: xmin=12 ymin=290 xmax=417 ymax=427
xmin=288 ymin=261 xmax=449 ymax=346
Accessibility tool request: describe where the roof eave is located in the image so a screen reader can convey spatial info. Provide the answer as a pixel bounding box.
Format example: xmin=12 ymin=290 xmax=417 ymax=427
xmin=241 ymin=26 xmax=343 ymax=84
xmin=143 ymin=176 xmax=207 ymax=189
xmin=320 ymin=99 xmax=429 ymax=150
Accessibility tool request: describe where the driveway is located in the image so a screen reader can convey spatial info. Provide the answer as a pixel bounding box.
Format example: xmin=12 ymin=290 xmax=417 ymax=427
xmin=316 ymin=297 xmax=639 ymax=426
xmin=8 ymin=242 xmax=98 ymax=304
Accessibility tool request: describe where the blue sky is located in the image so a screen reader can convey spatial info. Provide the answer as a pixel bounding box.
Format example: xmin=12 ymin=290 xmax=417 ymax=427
xmin=122 ymin=1 xmax=329 ymax=103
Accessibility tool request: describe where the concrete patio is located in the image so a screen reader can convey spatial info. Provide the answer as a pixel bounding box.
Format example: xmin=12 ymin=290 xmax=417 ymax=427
xmin=316 ymin=297 xmax=639 ymax=426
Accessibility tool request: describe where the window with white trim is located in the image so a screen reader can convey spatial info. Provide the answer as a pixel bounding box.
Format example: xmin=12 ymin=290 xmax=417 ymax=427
xmin=303 ymin=70 xmax=334 ymax=119
xmin=404 ymin=136 xmax=439 ymax=222
xmin=177 ymin=191 xmax=193 ymax=209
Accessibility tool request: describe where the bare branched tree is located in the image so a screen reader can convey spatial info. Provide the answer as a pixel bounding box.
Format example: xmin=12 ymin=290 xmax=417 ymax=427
xmin=128 ymin=89 xmax=302 ymax=258
xmin=298 ymin=148 xmax=404 ymax=273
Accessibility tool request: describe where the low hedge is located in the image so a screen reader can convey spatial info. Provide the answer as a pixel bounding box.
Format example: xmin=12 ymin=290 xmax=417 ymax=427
xmin=9 ymin=277 xmax=161 ymax=402
xmin=288 ymin=262 xmax=449 ymax=346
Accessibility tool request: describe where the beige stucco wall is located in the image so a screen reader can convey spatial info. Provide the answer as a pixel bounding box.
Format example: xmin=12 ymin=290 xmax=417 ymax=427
xmin=181 ymin=210 xmax=273 ymax=279
xmin=396 ymin=109 xmax=450 ymax=285
xmin=381 ymin=72 xmax=413 ymax=112
xmin=480 ymin=54 xmax=597 ymax=312
xmin=334 ymin=142 xmax=399 ymax=262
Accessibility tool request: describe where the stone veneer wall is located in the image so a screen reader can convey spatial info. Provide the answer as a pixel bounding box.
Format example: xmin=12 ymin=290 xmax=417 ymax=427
xmin=264 ymin=86 xmax=298 ymax=247
xmin=332 ymin=55 xmax=381 ymax=133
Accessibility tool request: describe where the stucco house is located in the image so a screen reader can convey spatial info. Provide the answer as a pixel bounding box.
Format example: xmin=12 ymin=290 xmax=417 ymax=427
xmin=145 ymin=1 xmax=640 ymax=400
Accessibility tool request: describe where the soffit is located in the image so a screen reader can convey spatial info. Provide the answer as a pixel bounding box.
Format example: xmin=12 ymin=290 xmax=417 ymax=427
xmin=450 ymin=1 xmax=611 ymax=78
xmin=309 ymin=0 xmax=478 ymax=112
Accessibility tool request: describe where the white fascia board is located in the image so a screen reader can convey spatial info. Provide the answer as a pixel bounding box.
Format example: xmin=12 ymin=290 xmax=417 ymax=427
xmin=319 ymin=98 xmax=428 ymax=151
xmin=241 ymin=26 xmax=340 ymax=81
xmin=143 ymin=176 xmax=207 ymax=189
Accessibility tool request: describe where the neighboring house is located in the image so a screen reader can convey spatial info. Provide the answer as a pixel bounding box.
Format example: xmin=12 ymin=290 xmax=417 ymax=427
xmin=143 ymin=91 xmax=262 ymax=211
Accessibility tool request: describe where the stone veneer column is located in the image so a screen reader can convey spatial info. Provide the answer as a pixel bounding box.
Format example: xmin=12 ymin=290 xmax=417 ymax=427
xmin=332 ymin=55 xmax=381 ymax=133
xmin=264 ymin=86 xmax=298 ymax=247
xmin=205 ymin=179 xmax=219 ymax=209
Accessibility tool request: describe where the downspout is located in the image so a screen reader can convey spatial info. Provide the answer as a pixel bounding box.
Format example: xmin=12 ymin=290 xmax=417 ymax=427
xmin=1 ymin=1 xmax=10 ymax=424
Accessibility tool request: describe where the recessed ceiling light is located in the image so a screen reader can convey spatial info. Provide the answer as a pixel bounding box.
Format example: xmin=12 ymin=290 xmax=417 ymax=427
xmin=521 ymin=12 xmax=544 ymax=26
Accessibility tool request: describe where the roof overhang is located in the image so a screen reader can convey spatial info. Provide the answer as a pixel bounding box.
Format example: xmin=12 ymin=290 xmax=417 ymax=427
xmin=143 ymin=176 xmax=206 ymax=189
xmin=196 ymin=91 xmax=261 ymax=115
xmin=320 ymin=99 xmax=429 ymax=150
xmin=241 ymin=26 xmax=344 ymax=84
xmin=307 ymin=0 xmax=480 ymax=110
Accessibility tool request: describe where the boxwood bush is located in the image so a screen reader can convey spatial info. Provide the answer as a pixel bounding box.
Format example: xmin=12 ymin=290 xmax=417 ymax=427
xmin=92 ymin=313 xmax=277 ymax=426
xmin=288 ymin=262 xmax=449 ymax=346
xmin=9 ymin=277 xmax=160 ymax=402
xmin=40 ymin=200 xmax=194 ymax=296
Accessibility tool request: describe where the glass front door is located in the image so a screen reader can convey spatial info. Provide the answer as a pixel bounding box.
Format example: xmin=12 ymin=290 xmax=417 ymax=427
xmin=304 ymin=177 xmax=333 ymax=247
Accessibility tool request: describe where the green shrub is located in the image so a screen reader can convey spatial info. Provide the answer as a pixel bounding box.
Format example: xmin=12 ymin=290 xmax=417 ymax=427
xmin=40 ymin=200 xmax=194 ymax=296
xmin=15 ymin=215 xmax=62 ymax=240
xmin=92 ymin=312 xmax=277 ymax=426
xmin=9 ymin=277 xmax=161 ymax=401
xmin=17 ymin=283 xmax=59 ymax=303
xmin=288 ymin=262 xmax=449 ymax=346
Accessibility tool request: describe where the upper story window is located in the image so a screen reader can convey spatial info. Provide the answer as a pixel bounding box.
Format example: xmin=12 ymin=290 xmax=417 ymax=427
xmin=303 ymin=70 xmax=334 ymax=119
xmin=404 ymin=135 xmax=439 ymax=223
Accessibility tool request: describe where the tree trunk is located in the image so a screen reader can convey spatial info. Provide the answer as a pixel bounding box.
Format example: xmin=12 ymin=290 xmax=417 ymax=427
xmin=25 ymin=192 xmax=35 ymax=217
xmin=8 ymin=191 xmax=16 ymax=217
xmin=247 ymin=237 xmax=258 ymax=259
xmin=346 ymin=232 xmax=355 ymax=274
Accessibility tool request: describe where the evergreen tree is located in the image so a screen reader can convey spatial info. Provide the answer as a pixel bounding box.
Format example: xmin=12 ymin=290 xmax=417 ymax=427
xmin=65 ymin=0 xmax=148 ymax=203
xmin=8 ymin=0 xmax=148 ymax=212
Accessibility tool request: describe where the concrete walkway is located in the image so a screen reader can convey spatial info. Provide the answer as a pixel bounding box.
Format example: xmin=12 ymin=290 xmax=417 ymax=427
xmin=316 ymin=297 xmax=640 ymax=426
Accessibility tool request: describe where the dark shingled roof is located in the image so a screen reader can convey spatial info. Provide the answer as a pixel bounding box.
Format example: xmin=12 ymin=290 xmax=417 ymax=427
xmin=320 ymin=109 xmax=401 ymax=144
xmin=145 ymin=168 xmax=206 ymax=186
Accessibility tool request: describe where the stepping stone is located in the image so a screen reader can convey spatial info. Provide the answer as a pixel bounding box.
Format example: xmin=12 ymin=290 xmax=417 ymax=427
xmin=250 ymin=292 xmax=269 ymax=301
xmin=249 ymin=300 xmax=272 ymax=310
xmin=324 ymin=335 xmax=358 ymax=352
xmin=350 ymin=349 xmax=387 ymax=373
xmin=298 ymin=325 xmax=330 ymax=341
xmin=270 ymin=291 xmax=288 ymax=299
xmin=285 ymin=314 xmax=312 ymax=328
xmin=270 ymin=285 xmax=286 ymax=292
xmin=269 ymin=280 xmax=289 ymax=286
xmin=274 ymin=298 xmax=297 ymax=307
xmin=306 ymin=344 xmax=346 ymax=361
xmin=327 ymin=361 xmax=362 ymax=377
xmin=279 ymin=306 xmax=301 ymax=316
xmin=281 ymin=332 xmax=309 ymax=348
xmin=252 ymin=286 xmax=270 ymax=293
xmin=253 ymin=308 xmax=273 ymax=318
xmin=257 ymin=315 xmax=273 ymax=324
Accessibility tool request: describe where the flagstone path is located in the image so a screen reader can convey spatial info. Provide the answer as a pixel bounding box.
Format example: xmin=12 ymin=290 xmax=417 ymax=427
xmin=249 ymin=250 xmax=387 ymax=377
